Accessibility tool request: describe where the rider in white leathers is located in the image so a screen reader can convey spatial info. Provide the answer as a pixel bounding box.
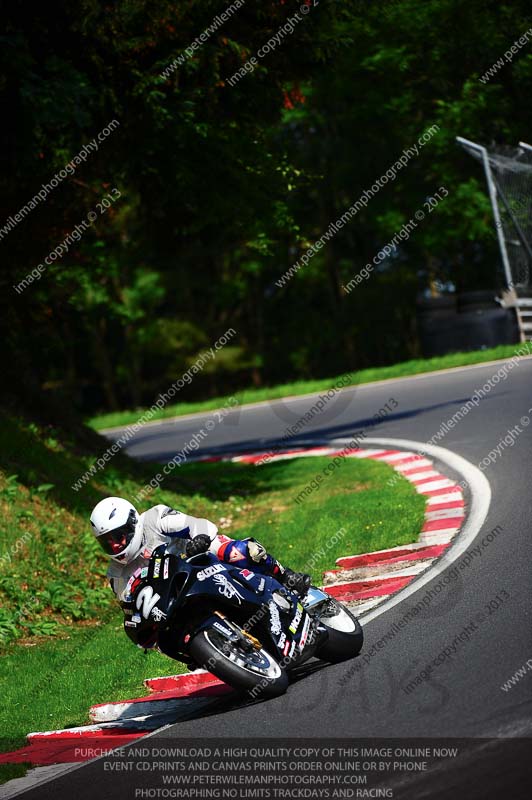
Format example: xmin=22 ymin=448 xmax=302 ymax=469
xmin=90 ymin=497 xmax=311 ymax=610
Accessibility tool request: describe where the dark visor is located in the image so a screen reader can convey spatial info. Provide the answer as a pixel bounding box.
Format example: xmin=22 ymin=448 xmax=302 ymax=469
xmin=97 ymin=513 xmax=137 ymax=556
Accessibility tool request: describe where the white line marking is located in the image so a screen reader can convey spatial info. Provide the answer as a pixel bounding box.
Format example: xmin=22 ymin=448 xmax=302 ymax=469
xmin=418 ymin=531 xmax=457 ymax=544
xmin=405 ymin=469 xmax=440 ymax=482
xmin=395 ymin=458 xmax=433 ymax=472
xmin=347 ymin=448 xmax=386 ymax=458
xmin=426 ymin=492 xmax=464 ymax=506
xmin=326 ymin=561 xmax=428 ymax=587
xmin=345 ymin=597 xmax=385 ymax=614
xmin=337 ymin=437 xmax=491 ymax=624
xmin=372 ymin=451 xmax=412 ymax=461
xmin=415 ymin=478 xmax=456 ymax=493
xmin=425 ymin=508 xmax=466 ymax=521
xmin=90 ymin=697 xmax=214 ymax=724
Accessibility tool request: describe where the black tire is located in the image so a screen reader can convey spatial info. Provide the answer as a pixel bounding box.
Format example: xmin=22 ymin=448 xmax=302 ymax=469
xmin=315 ymin=599 xmax=364 ymax=663
xmin=189 ymin=627 xmax=288 ymax=698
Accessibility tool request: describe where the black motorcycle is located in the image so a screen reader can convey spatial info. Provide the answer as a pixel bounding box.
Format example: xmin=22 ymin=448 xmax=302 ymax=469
xmin=122 ymin=545 xmax=363 ymax=698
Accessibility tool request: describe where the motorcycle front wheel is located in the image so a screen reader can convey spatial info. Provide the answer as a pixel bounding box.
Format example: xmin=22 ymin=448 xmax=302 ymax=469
xmin=314 ymin=596 xmax=363 ymax=663
xmin=189 ymin=626 xmax=288 ymax=698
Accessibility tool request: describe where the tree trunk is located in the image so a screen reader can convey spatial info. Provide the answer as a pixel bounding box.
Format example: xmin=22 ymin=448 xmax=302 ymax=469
xmin=91 ymin=318 xmax=119 ymax=410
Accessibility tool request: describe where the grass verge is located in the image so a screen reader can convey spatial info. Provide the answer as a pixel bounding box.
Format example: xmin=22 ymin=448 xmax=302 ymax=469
xmin=0 ymin=409 xmax=425 ymax=760
xmin=0 ymin=616 xmax=186 ymax=756
xmin=88 ymin=343 xmax=530 ymax=430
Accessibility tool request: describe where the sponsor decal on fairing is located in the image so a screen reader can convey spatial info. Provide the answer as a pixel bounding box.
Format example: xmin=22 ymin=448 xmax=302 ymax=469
xmin=197 ymin=563 xmax=226 ymax=581
xmin=298 ymin=614 xmax=311 ymax=651
xmin=124 ymin=567 xmax=144 ymax=602
xmin=125 ymin=568 xmax=142 ymax=591
xmin=213 ymin=573 xmax=244 ymax=603
xmin=151 ymin=606 xmax=167 ymax=622
xmin=268 ymin=601 xmax=282 ymax=635
xmin=289 ymin=605 xmax=303 ymax=634
xmin=240 ymin=569 xmax=255 ymax=580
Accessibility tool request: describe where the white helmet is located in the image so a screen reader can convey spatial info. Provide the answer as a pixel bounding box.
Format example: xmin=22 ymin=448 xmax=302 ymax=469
xmin=90 ymin=497 xmax=143 ymax=564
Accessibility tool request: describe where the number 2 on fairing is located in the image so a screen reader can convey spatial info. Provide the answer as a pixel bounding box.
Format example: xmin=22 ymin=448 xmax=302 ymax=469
xmin=136 ymin=586 xmax=161 ymax=619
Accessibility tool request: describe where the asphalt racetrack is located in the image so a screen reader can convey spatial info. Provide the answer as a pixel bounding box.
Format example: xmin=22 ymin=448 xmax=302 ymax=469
xmin=20 ymin=358 xmax=532 ymax=798
xmin=104 ymin=357 xmax=532 ymax=738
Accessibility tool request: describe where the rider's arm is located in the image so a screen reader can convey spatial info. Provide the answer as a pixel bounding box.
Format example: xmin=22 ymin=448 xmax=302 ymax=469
xmin=107 ymin=565 xmax=130 ymax=603
xmin=215 ymin=536 xmax=311 ymax=594
xmin=111 ymin=566 xmax=158 ymax=649
xmin=216 ymin=536 xmax=285 ymax=578
xmin=158 ymin=506 xmax=218 ymax=543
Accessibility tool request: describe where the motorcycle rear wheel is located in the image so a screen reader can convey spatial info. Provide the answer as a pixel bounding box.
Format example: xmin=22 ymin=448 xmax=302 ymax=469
xmin=189 ymin=627 xmax=288 ymax=698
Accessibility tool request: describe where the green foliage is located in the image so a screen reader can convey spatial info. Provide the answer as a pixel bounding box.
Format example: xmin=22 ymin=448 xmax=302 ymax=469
xmin=0 ymin=408 xmax=424 ymax=649
xmin=1 ymin=1 xmax=531 ymax=417
xmin=0 ymin=407 xmax=427 ymax=760
xmin=0 ymin=611 xmax=187 ymax=759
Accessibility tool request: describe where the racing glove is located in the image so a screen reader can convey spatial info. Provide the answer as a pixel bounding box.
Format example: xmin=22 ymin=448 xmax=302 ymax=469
xmin=186 ymin=534 xmax=212 ymax=557
xmin=217 ymin=536 xmax=311 ymax=595
xmin=279 ymin=568 xmax=311 ymax=596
